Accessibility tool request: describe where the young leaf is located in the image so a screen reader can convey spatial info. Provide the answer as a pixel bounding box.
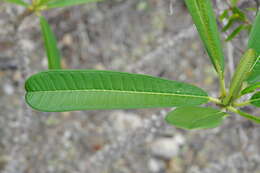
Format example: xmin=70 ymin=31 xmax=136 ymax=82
xmin=184 ymin=0 xmax=225 ymax=78
xmin=241 ymin=82 xmax=260 ymax=95
xmin=4 ymin=0 xmax=28 ymax=6
xmin=40 ymin=16 xmax=61 ymax=69
xmin=165 ymin=106 xmax=226 ymax=130
xmin=45 ymin=0 xmax=100 ymax=9
xmin=25 ymin=70 xmax=209 ymax=112
xmin=225 ymin=25 xmax=244 ymax=41
xmin=250 ymin=92 xmax=260 ymax=107
xmin=223 ymin=49 xmax=257 ymax=105
xmin=247 ymin=12 xmax=260 ymax=84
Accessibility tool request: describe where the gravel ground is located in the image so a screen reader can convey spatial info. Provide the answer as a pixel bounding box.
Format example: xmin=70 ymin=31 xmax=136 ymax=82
xmin=0 ymin=0 xmax=260 ymax=173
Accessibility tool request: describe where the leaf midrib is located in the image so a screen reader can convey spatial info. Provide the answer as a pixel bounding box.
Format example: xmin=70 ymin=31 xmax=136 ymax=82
xmin=27 ymin=89 xmax=209 ymax=99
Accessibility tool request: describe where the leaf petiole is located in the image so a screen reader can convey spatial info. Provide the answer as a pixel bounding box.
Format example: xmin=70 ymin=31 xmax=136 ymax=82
xmin=233 ymin=101 xmax=251 ymax=107
xmin=227 ymin=106 xmax=260 ymax=123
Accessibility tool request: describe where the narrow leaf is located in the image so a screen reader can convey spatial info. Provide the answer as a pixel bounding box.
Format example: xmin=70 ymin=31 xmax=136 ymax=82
xmin=184 ymin=0 xmax=225 ymax=78
xmin=250 ymin=92 xmax=260 ymax=107
xmin=39 ymin=16 xmax=61 ymax=69
xmin=241 ymin=82 xmax=260 ymax=95
xmin=247 ymin=12 xmax=260 ymax=84
xmin=165 ymin=106 xmax=226 ymax=130
xmin=225 ymin=25 xmax=244 ymax=41
xmin=224 ymin=49 xmax=257 ymax=104
xmin=4 ymin=0 xmax=28 ymax=6
xmin=25 ymin=70 xmax=209 ymax=112
xmin=46 ymin=0 xmax=100 ymax=9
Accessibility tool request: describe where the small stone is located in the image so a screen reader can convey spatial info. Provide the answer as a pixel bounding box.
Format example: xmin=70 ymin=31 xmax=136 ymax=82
xmin=148 ymin=158 xmax=166 ymax=173
xmin=150 ymin=135 xmax=185 ymax=159
xmin=3 ymin=83 xmax=14 ymax=95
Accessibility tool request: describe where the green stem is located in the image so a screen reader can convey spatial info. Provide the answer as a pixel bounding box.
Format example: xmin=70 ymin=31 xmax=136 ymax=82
xmin=219 ymin=77 xmax=226 ymax=97
xmin=227 ymin=106 xmax=260 ymax=123
xmin=233 ymin=100 xmax=251 ymax=107
xmin=209 ymin=97 xmax=222 ymax=104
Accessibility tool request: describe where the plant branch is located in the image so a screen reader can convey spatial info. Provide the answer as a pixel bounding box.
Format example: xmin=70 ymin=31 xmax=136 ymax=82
xmin=227 ymin=106 xmax=260 ymax=123
xmin=233 ymin=101 xmax=251 ymax=107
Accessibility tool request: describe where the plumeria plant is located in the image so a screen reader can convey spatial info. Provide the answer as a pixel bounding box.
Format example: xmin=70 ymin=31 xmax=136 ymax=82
xmin=4 ymin=0 xmax=260 ymax=130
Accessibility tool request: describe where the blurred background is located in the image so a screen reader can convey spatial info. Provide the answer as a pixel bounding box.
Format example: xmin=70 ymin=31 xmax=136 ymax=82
xmin=0 ymin=0 xmax=260 ymax=172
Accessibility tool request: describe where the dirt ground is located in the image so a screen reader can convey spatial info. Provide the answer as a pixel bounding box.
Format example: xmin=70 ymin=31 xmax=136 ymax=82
xmin=0 ymin=0 xmax=260 ymax=172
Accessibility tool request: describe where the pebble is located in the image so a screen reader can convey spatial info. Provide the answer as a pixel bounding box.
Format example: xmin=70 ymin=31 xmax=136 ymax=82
xmin=150 ymin=135 xmax=185 ymax=159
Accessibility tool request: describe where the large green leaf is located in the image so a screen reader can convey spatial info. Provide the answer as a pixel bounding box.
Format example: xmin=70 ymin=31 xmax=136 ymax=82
xmin=4 ymin=0 xmax=28 ymax=6
xmin=45 ymin=0 xmax=100 ymax=9
xmin=165 ymin=106 xmax=226 ymax=130
xmin=184 ymin=0 xmax=225 ymax=78
xmin=247 ymin=11 xmax=260 ymax=84
xmin=250 ymin=92 xmax=260 ymax=107
xmin=25 ymin=70 xmax=209 ymax=112
xmin=40 ymin=16 xmax=61 ymax=69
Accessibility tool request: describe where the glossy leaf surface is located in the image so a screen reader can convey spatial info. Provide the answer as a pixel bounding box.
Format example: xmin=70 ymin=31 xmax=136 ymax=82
xmin=165 ymin=106 xmax=225 ymax=130
xmin=250 ymin=92 xmax=260 ymax=107
xmin=247 ymin=12 xmax=260 ymax=84
xmin=184 ymin=0 xmax=225 ymax=78
xmin=25 ymin=70 xmax=209 ymax=112
xmin=40 ymin=16 xmax=61 ymax=69
xmin=46 ymin=0 xmax=100 ymax=9
xmin=4 ymin=0 xmax=28 ymax=6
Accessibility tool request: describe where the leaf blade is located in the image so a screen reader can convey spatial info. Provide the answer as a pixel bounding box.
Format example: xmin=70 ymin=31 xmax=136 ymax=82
xmin=247 ymin=11 xmax=260 ymax=84
xmin=241 ymin=82 xmax=260 ymax=95
xmin=25 ymin=70 xmax=209 ymax=112
xmin=250 ymin=92 xmax=260 ymax=107
xmin=39 ymin=16 xmax=61 ymax=69
xmin=184 ymin=0 xmax=225 ymax=78
xmin=46 ymin=0 xmax=101 ymax=9
xmin=165 ymin=106 xmax=226 ymax=130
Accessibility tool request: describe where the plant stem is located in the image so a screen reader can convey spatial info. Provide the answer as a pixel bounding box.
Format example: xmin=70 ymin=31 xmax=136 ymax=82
xmin=219 ymin=77 xmax=226 ymax=98
xmin=209 ymin=97 xmax=222 ymax=104
xmin=227 ymin=106 xmax=260 ymax=123
xmin=233 ymin=101 xmax=251 ymax=107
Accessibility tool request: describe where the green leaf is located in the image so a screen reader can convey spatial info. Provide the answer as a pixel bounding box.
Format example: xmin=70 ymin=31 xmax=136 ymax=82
xmin=231 ymin=7 xmax=246 ymax=21
xmin=219 ymin=9 xmax=229 ymax=20
xmin=39 ymin=16 xmax=61 ymax=69
xmin=3 ymin=0 xmax=28 ymax=6
xmin=45 ymin=0 xmax=101 ymax=9
xmin=247 ymin=12 xmax=260 ymax=84
xmin=184 ymin=0 xmax=225 ymax=78
xmin=250 ymin=92 xmax=260 ymax=107
xmin=165 ymin=106 xmax=226 ymax=130
xmin=25 ymin=70 xmax=209 ymax=112
xmin=224 ymin=49 xmax=257 ymax=104
xmin=241 ymin=82 xmax=260 ymax=95
xmin=225 ymin=25 xmax=244 ymax=41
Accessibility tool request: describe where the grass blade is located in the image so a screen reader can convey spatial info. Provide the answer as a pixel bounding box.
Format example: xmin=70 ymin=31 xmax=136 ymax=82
xmin=184 ymin=0 xmax=225 ymax=78
xmin=46 ymin=0 xmax=101 ymax=9
xmin=39 ymin=16 xmax=61 ymax=69
xmin=25 ymin=70 xmax=209 ymax=112
xmin=165 ymin=106 xmax=226 ymax=130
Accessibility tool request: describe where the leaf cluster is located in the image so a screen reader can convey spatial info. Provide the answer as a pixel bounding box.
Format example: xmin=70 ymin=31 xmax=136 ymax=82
xmin=4 ymin=0 xmax=260 ymax=130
